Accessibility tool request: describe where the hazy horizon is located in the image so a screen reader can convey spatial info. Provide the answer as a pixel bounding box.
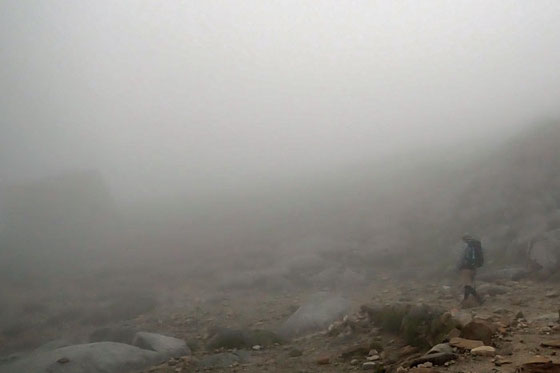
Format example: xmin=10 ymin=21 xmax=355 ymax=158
xmin=2 ymin=1 xmax=560 ymax=203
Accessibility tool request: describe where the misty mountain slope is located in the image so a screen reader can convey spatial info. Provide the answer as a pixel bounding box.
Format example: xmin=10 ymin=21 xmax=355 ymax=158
xmin=1 ymin=124 xmax=559 ymax=284
xmin=444 ymin=123 xmax=560 ymax=267
xmin=118 ymin=123 xmax=560 ymax=284
xmin=215 ymin=122 xmax=560 ymax=278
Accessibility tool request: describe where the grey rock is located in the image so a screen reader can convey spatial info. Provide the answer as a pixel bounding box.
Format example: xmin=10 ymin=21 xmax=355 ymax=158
xmin=132 ymin=332 xmax=190 ymax=358
xmin=0 ymin=342 xmax=164 ymax=373
xmin=427 ymin=343 xmax=452 ymax=355
xmin=409 ymin=352 xmax=457 ymax=367
xmin=278 ymin=292 xmax=351 ymax=338
xmin=288 ymin=348 xmax=303 ymax=357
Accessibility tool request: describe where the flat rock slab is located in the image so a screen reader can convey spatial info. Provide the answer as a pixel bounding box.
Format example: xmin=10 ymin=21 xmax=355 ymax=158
xmin=517 ymin=357 xmax=560 ymax=373
xmin=450 ymin=337 xmax=484 ymax=350
xmin=0 ymin=342 xmax=164 ymax=373
xmin=542 ymin=341 xmax=560 ymax=349
xmin=427 ymin=343 xmax=452 ymax=355
xmin=471 ymin=346 xmax=496 ymax=357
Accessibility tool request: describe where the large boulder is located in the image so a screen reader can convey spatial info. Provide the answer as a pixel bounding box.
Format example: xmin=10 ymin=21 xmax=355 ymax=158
xmin=132 ymin=332 xmax=190 ymax=358
xmin=460 ymin=320 xmax=496 ymax=345
xmin=278 ymin=292 xmax=351 ymax=338
xmin=361 ymin=303 xmax=411 ymax=333
xmin=0 ymin=342 xmax=164 ymax=373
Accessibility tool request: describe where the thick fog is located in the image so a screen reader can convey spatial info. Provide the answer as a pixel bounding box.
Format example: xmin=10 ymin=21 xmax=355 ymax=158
xmin=2 ymin=1 xmax=560 ymax=202
xmin=3 ymin=1 xmax=560 ymax=368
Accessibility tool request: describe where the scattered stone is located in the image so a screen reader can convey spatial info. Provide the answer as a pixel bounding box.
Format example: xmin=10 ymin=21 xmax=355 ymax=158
xmin=366 ymin=355 xmax=380 ymax=361
xmin=516 ymin=311 xmax=525 ymax=320
xmin=316 ymin=356 xmax=330 ymax=365
xmin=362 ymin=361 xmax=380 ymax=370
xmin=288 ymin=348 xmax=303 ymax=357
xmin=409 ymin=352 xmax=456 ymax=367
xmin=471 ymin=346 xmax=496 ymax=357
xmin=446 ymin=328 xmax=461 ymax=340
xmin=399 ymin=345 xmax=420 ymax=357
xmin=493 ymin=355 xmax=512 ymax=366
xmin=351 ymin=359 xmax=360 ymax=365
xmin=252 ymin=345 xmax=262 ymax=351
xmin=417 ymin=362 xmax=433 ymax=368
xmin=340 ymin=343 xmax=371 ymax=359
xmin=449 ymin=337 xmax=484 ymax=350
xmin=497 ymin=343 xmax=514 ymax=356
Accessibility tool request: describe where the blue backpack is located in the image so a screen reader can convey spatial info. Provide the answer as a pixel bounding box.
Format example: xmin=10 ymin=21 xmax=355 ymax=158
xmin=467 ymin=240 xmax=484 ymax=268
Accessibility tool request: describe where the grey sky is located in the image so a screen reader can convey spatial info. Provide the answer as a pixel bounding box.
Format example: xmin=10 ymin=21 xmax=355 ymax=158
xmin=2 ymin=1 xmax=560 ymax=201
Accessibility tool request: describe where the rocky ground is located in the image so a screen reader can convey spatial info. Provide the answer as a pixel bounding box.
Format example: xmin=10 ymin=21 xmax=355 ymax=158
xmin=131 ymin=272 xmax=560 ymax=373
xmin=2 ymin=266 xmax=560 ymax=373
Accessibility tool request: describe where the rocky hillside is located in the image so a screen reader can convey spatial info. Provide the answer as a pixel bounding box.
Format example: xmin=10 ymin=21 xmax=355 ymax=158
xmin=319 ymin=122 xmax=560 ymax=277
xmin=438 ymin=123 xmax=560 ymax=273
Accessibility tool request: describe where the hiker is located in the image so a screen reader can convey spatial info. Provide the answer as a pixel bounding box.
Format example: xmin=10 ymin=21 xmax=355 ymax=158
xmin=458 ymin=234 xmax=484 ymax=305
